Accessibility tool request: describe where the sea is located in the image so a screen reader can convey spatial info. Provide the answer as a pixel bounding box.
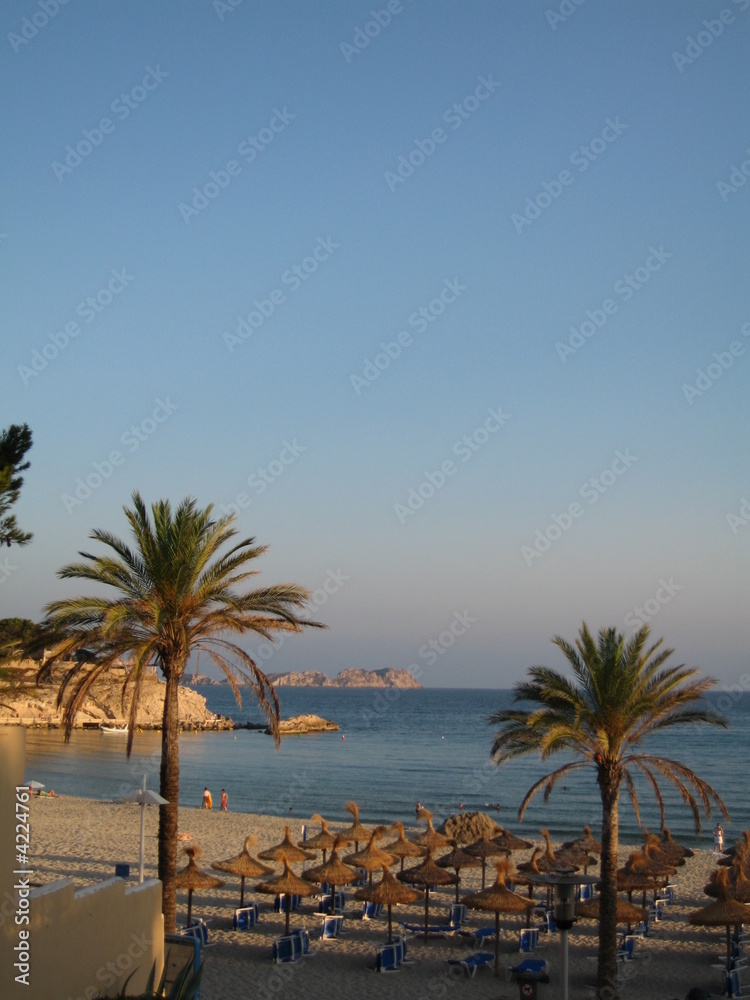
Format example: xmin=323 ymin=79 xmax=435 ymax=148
xmin=22 ymin=687 xmax=750 ymax=847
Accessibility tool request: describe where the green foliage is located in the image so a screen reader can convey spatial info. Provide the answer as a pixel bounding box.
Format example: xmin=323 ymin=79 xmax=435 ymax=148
xmin=0 ymin=423 xmax=33 ymax=547
xmin=0 ymin=617 xmax=42 ymax=657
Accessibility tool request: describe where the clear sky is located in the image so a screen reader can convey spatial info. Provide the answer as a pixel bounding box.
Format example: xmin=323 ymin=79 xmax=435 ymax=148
xmin=2 ymin=1 xmax=749 ymax=687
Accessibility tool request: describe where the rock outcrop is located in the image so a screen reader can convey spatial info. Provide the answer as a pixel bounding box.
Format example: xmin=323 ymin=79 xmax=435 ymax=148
xmin=268 ymin=668 xmax=422 ymax=689
xmin=267 ymin=714 xmax=340 ymax=736
xmin=0 ymin=659 xmax=228 ymax=730
xmin=438 ymin=811 xmax=502 ymax=844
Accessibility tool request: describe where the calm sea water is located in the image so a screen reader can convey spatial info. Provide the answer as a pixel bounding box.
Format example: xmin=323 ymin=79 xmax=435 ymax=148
xmin=22 ymin=687 xmax=749 ymax=847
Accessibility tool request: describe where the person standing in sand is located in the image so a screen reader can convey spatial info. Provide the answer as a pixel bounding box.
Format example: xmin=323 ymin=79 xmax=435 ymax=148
xmin=202 ymin=787 xmax=213 ymax=810
xmin=713 ymin=822 xmax=724 ymax=855
xmin=220 ymin=789 xmax=228 ymax=812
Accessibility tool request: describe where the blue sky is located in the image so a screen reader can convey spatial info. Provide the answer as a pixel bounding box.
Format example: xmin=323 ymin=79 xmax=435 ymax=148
xmin=2 ymin=0 xmax=749 ymax=687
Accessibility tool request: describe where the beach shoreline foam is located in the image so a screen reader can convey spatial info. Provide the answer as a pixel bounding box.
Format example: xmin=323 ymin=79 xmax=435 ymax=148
xmin=22 ymin=795 xmax=732 ymax=1000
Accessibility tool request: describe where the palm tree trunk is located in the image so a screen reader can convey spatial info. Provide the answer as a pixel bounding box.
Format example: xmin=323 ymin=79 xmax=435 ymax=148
xmin=158 ymin=670 xmax=181 ymax=933
xmin=598 ymin=774 xmax=621 ymax=1000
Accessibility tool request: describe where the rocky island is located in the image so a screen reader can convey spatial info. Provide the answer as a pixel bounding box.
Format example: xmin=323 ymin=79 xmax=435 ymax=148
xmin=267 ymin=668 xmax=422 ymax=688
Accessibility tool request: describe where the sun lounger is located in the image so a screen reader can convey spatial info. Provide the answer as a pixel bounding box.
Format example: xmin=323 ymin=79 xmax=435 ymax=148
xmin=289 ymin=928 xmax=314 ymax=956
xmin=391 ymin=934 xmax=413 ymax=965
xmin=375 ymin=942 xmax=401 ymax=972
xmin=471 ymin=926 xmax=499 ymax=944
xmin=316 ymin=889 xmax=346 ymax=914
xmin=232 ymin=903 xmax=259 ymax=930
xmin=399 ymin=921 xmax=455 ymax=938
xmin=274 ymin=893 xmax=301 ymax=913
xmin=272 ymin=934 xmax=303 ymax=963
xmin=446 ymin=951 xmax=495 ymax=977
xmin=362 ymin=901 xmax=383 ymax=920
xmin=321 ymin=914 xmax=345 ymax=939
xmin=519 ymin=927 xmax=538 ymax=952
xmin=448 ymin=903 xmax=467 ymax=928
xmin=509 ymin=958 xmax=550 ymax=982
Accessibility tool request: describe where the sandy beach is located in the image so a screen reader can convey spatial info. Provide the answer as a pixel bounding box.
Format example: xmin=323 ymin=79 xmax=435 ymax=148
xmin=26 ymin=795 xmax=732 ymax=1000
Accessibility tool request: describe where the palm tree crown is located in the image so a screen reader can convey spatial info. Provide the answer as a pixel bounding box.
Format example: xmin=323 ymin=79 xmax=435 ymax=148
xmin=489 ymin=622 xmax=728 ymax=998
xmin=38 ymin=492 xmax=323 ymax=931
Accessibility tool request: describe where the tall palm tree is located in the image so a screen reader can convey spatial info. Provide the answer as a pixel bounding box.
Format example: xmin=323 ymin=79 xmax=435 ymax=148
xmin=489 ymin=623 xmax=728 ymax=999
xmin=37 ymin=492 xmax=323 ymax=932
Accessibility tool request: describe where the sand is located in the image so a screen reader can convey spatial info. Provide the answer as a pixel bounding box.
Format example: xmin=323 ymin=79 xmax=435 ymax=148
xmin=26 ymin=795 xmax=736 ymax=1000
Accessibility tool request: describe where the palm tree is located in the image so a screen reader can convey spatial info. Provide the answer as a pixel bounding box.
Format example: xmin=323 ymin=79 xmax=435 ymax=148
xmin=37 ymin=492 xmax=323 ymax=932
xmin=489 ymin=623 xmax=728 ymax=999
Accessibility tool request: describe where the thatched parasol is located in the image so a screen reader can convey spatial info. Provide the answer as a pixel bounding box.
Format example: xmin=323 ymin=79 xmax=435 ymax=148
xmin=561 ymin=824 xmax=602 ymax=855
xmin=492 ymin=827 xmax=533 ymax=852
xmin=689 ymin=868 xmax=750 ymax=971
xmin=338 ymin=801 xmax=371 ymax=850
xmin=464 ymin=834 xmax=510 ymax=889
xmin=256 ymin=859 xmax=315 ymax=935
xmin=461 ymin=859 xmax=537 ymax=978
xmin=437 ymin=841 xmax=483 ymax=902
xmin=211 ymin=835 xmax=274 ymax=907
xmin=658 ymin=827 xmax=694 ymax=860
xmin=397 ymin=848 xmax=458 ymax=941
xmin=343 ymin=827 xmax=393 ymax=885
xmin=411 ymin=808 xmax=451 ymax=853
xmin=382 ymin=821 xmax=424 ymax=873
xmin=577 ymin=894 xmax=647 ymax=927
xmin=259 ymin=826 xmax=316 ymax=865
xmin=354 ymin=864 xmax=422 ymax=942
xmin=537 ymin=829 xmax=564 ymax=872
xmin=303 ymin=835 xmax=358 ymax=914
xmin=554 ymin=843 xmax=597 ymax=873
xmin=706 ymin=858 xmax=750 ymax=902
xmin=174 ymin=846 xmax=225 ymax=927
xmin=299 ymin=814 xmax=342 ymax=862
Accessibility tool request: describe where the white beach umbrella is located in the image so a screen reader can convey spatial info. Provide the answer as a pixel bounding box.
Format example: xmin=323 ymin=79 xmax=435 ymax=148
xmin=24 ymin=779 xmax=45 ymax=790
xmin=120 ymin=775 xmax=168 ymax=883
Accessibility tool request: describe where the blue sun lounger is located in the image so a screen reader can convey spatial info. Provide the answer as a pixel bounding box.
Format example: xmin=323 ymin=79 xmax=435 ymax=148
xmin=446 ymin=951 xmax=495 ymax=977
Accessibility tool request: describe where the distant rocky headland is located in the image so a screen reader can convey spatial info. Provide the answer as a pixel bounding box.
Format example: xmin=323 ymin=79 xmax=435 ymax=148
xmin=184 ymin=667 xmax=422 ymax=689
xmin=267 ymin=668 xmax=422 ymax=688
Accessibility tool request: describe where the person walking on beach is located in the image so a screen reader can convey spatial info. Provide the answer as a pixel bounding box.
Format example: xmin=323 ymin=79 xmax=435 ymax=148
xmin=713 ymin=821 xmax=724 ymax=855
xmin=202 ymin=786 xmax=213 ymax=810
xmin=220 ymin=789 xmax=228 ymax=812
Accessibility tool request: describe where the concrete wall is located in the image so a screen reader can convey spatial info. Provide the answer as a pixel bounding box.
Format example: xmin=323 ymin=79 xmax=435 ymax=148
xmin=0 ymin=728 xmax=164 ymax=1000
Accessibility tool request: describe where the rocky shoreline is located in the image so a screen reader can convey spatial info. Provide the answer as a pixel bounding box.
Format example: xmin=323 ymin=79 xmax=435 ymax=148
xmin=0 ymin=660 xmax=339 ymax=736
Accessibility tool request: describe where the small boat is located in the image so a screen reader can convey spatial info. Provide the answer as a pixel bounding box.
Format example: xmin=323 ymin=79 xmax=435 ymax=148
xmin=100 ymin=724 xmax=128 ymax=734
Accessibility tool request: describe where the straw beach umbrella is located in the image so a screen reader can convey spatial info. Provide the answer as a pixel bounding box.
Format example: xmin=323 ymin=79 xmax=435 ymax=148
xmin=397 ymin=849 xmax=457 ymax=941
xmin=338 ymin=801 xmax=371 ymax=851
xmin=343 ymin=827 xmax=394 ymax=885
xmin=461 ymin=859 xmax=537 ymax=977
xmin=211 ymin=835 xmax=274 ymax=907
xmin=303 ymin=835 xmax=358 ymax=914
xmin=689 ymin=868 xmax=750 ymax=972
xmin=354 ymin=865 xmax=422 ymax=942
xmin=259 ymin=826 xmax=315 ymax=865
xmin=658 ymin=827 xmax=694 ymax=861
xmin=298 ymin=814 xmax=339 ymax=862
xmin=382 ymin=821 xmax=424 ymax=873
xmin=411 ymin=808 xmax=450 ymax=853
xmin=561 ymin=824 xmax=602 ymax=855
xmin=577 ymin=894 xmax=647 ymax=933
xmin=492 ymin=827 xmax=533 ymax=852
xmin=256 ymin=859 xmax=315 ymax=935
xmin=174 ymin=846 xmax=225 ymax=928
xmin=464 ymin=833 xmax=510 ymax=889
xmin=437 ymin=841 xmax=482 ymax=902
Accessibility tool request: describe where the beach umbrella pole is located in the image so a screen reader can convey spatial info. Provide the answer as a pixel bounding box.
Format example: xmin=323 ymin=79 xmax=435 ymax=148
xmin=285 ymin=894 xmax=291 ymax=935
xmin=494 ymin=911 xmax=500 ymax=978
xmin=186 ymin=889 xmax=193 ymax=928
